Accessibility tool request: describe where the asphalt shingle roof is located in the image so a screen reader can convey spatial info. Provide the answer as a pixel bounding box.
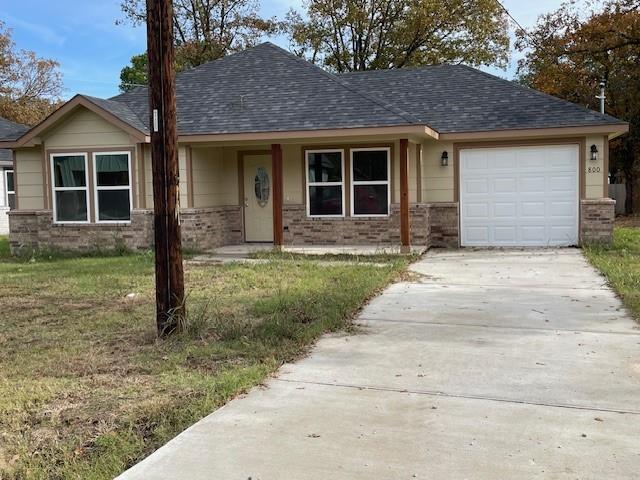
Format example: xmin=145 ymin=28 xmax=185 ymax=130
xmin=339 ymin=64 xmax=625 ymax=133
xmin=110 ymin=42 xmax=417 ymax=135
xmin=0 ymin=117 xmax=27 ymax=162
xmin=83 ymin=95 xmax=149 ymax=134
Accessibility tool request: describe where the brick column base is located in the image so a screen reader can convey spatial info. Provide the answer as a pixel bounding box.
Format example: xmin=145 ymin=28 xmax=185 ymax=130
xmin=580 ymin=198 xmax=615 ymax=245
xmin=427 ymin=203 xmax=459 ymax=248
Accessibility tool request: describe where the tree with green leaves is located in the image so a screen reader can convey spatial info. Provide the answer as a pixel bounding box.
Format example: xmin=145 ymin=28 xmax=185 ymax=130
xmin=0 ymin=21 xmax=62 ymax=125
xmin=516 ymin=0 xmax=640 ymax=213
xmin=284 ymin=0 xmax=510 ymax=72
xmin=118 ymin=0 xmax=278 ymax=91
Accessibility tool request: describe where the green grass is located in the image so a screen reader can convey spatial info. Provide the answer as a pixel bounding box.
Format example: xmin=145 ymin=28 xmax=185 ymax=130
xmin=0 ymin=249 xmax=412 ymax=479
xmin=584 ymin=227 xmax=640 ymax=321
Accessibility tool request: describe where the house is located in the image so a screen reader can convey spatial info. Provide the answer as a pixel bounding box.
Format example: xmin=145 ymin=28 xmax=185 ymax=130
xmin=0 ymin=117 xmax=27 ymax=235
xmin=0 ymin=42 xmax=628 ymax=253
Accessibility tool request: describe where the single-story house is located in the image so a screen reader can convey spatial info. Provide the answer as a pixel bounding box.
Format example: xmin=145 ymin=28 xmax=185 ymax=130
xmin=0 ymin=117 xmax=26 ymax=235
xmin=0 ymin=42 xmax=628 ymax=253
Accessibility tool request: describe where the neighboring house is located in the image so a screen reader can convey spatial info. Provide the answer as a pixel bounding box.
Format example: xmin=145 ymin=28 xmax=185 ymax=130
xmin=0 ymin=117 xmax=28 ymax=235
xmin=0 ymin=43 xmax=628 ymax=252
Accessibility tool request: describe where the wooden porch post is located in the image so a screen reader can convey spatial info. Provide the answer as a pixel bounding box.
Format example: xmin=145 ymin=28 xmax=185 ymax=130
xmin=271 ymin=144 xmax=284 ymax=247
xmin=399 ymin=138 xmax=410 ymax=252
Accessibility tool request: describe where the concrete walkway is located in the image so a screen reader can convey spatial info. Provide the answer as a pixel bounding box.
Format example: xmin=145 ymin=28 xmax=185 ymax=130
xmin=118 ymin=249 xmax=640 ymax=479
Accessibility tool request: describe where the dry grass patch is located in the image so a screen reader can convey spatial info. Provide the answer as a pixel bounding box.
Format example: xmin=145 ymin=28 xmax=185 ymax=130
xmin=0 ymin=237 xmax=413 ymax=479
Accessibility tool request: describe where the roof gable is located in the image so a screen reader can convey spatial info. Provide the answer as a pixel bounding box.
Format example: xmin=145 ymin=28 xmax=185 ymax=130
xmin=112 ymin=42 xmax=418 ymax=136
xmin=339 ymin=65 xmax=626 ymax=133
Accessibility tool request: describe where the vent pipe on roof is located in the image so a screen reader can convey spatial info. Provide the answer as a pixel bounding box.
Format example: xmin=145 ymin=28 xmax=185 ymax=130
xmin=596 ymin=78 xmax=606 ymax=114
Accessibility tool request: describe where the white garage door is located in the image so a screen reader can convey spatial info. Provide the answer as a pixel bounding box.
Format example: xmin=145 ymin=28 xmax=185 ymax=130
xmin=460 ymin=145 xmax=579 ymax=247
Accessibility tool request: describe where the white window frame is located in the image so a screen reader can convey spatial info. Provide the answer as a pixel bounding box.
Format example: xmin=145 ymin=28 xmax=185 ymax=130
xmin=92 ymin=151 xmax=133 ymax=224
xmin=50 ymin=153 xmax=90 ymax=224
xmin=4 ymin=169 xmax=14 ymax=208
xmin=305 ymin=149 xmax=345 ymax=218
xmin=350 ymin=147 xmax=391 ymax=217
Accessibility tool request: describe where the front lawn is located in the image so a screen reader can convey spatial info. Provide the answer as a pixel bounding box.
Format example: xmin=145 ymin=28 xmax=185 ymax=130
xmin=584 ymin=226 xmax=640 ymax=322
xmin=0 ymin=248 xmax=412 ymax=479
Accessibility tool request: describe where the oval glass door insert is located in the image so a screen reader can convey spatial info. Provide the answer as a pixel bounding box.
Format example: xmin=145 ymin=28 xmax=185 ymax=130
xmin=254 ymin=167 xmax=270 ymax=207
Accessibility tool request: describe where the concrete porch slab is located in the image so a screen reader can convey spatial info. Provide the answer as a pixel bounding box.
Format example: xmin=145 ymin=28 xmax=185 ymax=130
xmin=210 ymin=243 xmax=427 ymax=257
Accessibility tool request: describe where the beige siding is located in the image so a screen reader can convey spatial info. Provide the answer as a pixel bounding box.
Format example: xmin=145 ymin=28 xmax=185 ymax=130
xmin=584 ymin=135 xmax=606 ymax=199
xmin=144 ymin=146 xmax=153 ymax=208
xmin=283 ymin=144 xmax=303 ymax=204
xmin=15 ymin=147 xmax=45 ymax=210
xmin=190 ymin=146 xmax=240 ymax=207
xmin=43 ymin=108 xmax=132 ymax=149
xmin=421 ymin=141 xmax=454 ymax=202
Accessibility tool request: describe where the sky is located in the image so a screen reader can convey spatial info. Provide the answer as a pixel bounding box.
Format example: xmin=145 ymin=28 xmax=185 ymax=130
xmin=1 ymin=0 xmax=565 ymax=100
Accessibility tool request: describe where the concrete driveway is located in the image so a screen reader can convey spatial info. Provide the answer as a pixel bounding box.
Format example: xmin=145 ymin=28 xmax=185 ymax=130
xmin=118 ymin=249 xmax=640 ymax=479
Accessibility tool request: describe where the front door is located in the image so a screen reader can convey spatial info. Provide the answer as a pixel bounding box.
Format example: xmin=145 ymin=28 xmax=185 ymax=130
xmin=243 ymin=154 xmax=274 ymax=242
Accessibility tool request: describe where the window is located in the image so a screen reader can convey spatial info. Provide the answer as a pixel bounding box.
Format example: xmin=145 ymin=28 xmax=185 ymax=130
xmin=5 ymin=169 xmax=15 ymax=210
xmin=93 ymin=152 xmax=132 ymax=223
xmin=51 ymin=153 xmax=89 ymax=223
xmin=306 ymin=149 xmax=344 ymax=217
xmin=351 ymin=148 xmax=390 ymax=216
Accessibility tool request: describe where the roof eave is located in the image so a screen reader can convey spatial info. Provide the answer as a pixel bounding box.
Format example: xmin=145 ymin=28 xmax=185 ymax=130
xmin=438 ymin=123 xmax=629 ymax=141
xmin=176 ymin=125 xmax=438 ymax=144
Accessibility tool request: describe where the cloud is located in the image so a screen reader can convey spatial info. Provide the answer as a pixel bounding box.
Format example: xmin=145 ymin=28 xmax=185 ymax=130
xmin=2 ymin=13 xmax=66 ymax=47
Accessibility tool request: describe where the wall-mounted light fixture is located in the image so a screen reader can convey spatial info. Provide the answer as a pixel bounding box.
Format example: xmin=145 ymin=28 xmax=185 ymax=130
xmin=441 ymin=151 xmax=449 ymax=167
xmin=590 ymin=144 xmax=598 ymax=161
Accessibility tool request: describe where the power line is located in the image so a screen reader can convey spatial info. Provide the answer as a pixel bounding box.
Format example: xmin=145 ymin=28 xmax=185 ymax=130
xmin=493 ymin=0 xmax=542 ymax=49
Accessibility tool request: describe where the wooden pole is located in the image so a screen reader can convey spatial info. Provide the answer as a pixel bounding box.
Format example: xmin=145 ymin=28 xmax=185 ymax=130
xmin=399 ymin=138 xmax=410 ymax=252
xmin=146 ymin=0 xmax=185 ymax=336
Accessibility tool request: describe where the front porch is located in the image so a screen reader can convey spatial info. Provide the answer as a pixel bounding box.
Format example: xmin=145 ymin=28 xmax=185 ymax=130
xmin=175 ymin=138 xmax=448 ymax=252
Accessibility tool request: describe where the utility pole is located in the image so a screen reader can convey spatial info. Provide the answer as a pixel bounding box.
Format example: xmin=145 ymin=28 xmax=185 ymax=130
xmin=146 ymin=0 xmax=185 ymax=336
xmin=596 ymin=78 xmax=606 ymax=114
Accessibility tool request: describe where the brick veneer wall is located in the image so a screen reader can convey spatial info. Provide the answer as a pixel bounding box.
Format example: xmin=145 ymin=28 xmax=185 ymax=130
xmin=282 ymin=204 xmax=430 ymax=246
xmin=580 ymin=198 xmax=615 ymax=244
xmin=8 ymin=206 xmax=243 ymax=254
xmin=427 ymin=203 xmax=459 ymax=248
xmin=180 ymin=206 xmax=243 ymax=251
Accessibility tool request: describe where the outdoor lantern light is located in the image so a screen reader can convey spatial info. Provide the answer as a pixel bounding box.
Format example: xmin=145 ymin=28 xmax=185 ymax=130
xmin=441 ymin=151 xmax=449 ymax=167
xmin=590 ymin=144 xmax=598 ymax=161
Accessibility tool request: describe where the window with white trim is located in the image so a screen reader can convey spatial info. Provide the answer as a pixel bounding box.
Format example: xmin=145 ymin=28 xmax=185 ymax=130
xmin=93 ymin=152 xmax=132 ymax=222
xmin=5 ymin=169 xmax=15 ymax=210
xmin=350 ymin=147 xmax=390 ymax=216
xmin=51 ymin=153 xmax=89 ymax=223
xmin=306 ymin=149 xmax=344 ymax=217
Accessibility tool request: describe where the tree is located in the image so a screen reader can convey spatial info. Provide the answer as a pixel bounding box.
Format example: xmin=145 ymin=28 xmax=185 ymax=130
xmin=118 ymin=0 xmax=278 ymax=91
xmin=516 ymin=0 xmax=640 ymax=213
xmin=284 ymin=0 xmax=510 ymax=72
xmin=0 ymin=22 xmax=62 ymax=125
xmin=120 ymin=53 xmax=149 ymax=92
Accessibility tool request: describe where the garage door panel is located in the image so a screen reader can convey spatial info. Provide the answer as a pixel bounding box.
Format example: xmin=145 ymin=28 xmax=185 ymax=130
xmin=465 ymin=203 xmax=489 ymax=219
xmin=550 ymin=175 xmax=576 ymax=192
xmin=517 ymin=149 xmax=546 ymax=169
xmin=494 ymin=202 xmax=517 ymax=218
xmin=493 ymin=177 xmax=517 ymax=193
xmin=460 ymin=145 xmax=578 ymax=247
xmin=549 ymin=201 xmax=575 ymax=217
xmin=520 ymin=176 xmax=546 ymax=193
xmin=521 ymin=201 xmax=545 ymax=218
xmin=494 ymin=226 xmax=518 ymax=242
xmin=465 ymin=226 xmax=489 ymax=243
xmin=465 ymin=178 xmax=489 ymax=194
xmin=463 ymin=152 xmax=488 ymax=170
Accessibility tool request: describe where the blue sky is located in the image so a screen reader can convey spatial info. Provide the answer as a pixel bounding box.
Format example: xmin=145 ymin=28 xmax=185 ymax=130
xmin=1 ymin=0 xmax=564 ymax=99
